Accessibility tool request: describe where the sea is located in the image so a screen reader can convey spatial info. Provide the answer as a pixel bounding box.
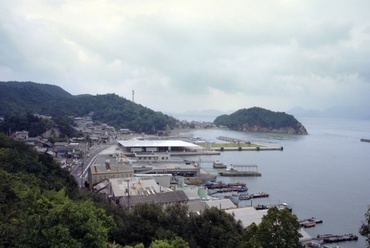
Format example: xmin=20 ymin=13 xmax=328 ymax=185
xmin=177 ymin=115 xmax=370 ymax=248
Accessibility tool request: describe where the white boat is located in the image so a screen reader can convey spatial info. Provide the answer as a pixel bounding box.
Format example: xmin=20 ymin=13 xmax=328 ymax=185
xmin=213 ymin=160 xmax=227 ymax=169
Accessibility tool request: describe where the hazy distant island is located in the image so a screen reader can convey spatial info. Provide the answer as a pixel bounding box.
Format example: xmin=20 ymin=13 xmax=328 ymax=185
xmin=214 ymin=107 xmax=308 ymax=135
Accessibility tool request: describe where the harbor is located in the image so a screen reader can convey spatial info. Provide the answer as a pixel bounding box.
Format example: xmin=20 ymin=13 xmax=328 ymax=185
xmin=113 ymin=123 xmax=368 ymax=247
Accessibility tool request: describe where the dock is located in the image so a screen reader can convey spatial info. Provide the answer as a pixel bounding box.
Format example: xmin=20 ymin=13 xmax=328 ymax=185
xmin=317 ymin=233 xmax=358 ymax=243
xmin=217 ymin=136 xmax=251 ymax=144
xmin=219 ymin=164 xmax=262 ymax=177
xmin=214 ymin=146 xmax=283 ymax=151
xmin=299 ymin=217 xmax=323 ymax=228
xmin=215 ymin=136 xmax=283 ymax=151
xmin=239 ymin=192 xmax=269 ymax=200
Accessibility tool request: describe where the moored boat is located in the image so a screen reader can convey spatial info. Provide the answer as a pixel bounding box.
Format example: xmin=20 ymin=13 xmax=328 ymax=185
xmin=239 ymin=193 xmax=251 ymax=200
xmin=213 ymin=160 xmax=227 ymax=169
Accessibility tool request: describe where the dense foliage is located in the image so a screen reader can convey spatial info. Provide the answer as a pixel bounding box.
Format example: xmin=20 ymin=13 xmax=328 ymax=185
xmin=244 ymin=207 xmax=303 ymax=248
xmin=214 ymin=107 xmax=307 ymax=134
xmin=360 ymin=206 xmax=370 ymax=247
xmin=0 ymin=81 xmax=72 ymax=115
xmin=0 ymin=114 xmax=80 ymax=139
xmin=111 ymin=202 xmax=246 ymax=248
xmin=0 ymin=81 xmax=178 ymax=134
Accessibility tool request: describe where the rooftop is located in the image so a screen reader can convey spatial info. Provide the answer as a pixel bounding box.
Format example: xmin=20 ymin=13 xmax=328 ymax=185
xmin=118 ymin=139 xmax=202 ymax=148
xmin=119 ymin=190 xmax=188 ymax=209
xmin=110 ymin=176 xmax=162 ymax=197
xmin=90 ymin=163 xmax=133 ymax=175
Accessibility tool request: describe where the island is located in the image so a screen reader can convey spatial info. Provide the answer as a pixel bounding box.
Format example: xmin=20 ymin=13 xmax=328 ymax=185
xmin=214 ymin=107 xmax=308 ymax=135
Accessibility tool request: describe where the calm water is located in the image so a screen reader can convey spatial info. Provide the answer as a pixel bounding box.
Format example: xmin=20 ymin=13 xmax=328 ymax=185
xmin=186 ymin=118 xmax=370 ymax=248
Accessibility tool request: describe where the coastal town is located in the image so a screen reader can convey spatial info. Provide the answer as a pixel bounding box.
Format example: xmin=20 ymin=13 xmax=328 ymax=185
xmin=9 ymin=115 xmax=360 ymax=248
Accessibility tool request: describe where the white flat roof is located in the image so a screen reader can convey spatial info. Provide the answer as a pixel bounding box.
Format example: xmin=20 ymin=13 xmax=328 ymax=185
xmin=205 ymin=199 xmax=237 ymax=210
xmin=118 ymin=140 xmax=201 ymax=148
xmin=225 ymin=207 xmax=268 ymax=227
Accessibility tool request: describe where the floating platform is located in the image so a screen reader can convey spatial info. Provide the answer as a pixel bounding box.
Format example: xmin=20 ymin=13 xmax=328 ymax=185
xmin=204 ymin=181 xmax=248 ymax=194
xmin=239 ymin=192 xmax=269 ymax=200
xmin=219 ymin=164 xmax=262 ymax=177
xmin=299 ymin=217 xmax=323 ymax=228
xmin=317 ymin=233 xmax=358 ymax=243
xmin=220 ymin=171 xmax=262 ymax=177
xmin=361 ymin=138 xmax=370 ymax=143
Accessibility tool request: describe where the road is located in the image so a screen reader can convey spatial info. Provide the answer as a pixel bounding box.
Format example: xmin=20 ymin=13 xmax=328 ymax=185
xmin=70 ymin=143 xmax=115 ymax=187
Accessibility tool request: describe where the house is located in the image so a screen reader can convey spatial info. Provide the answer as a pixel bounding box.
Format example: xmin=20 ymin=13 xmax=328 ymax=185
xmin=13 ymin=131 xmax=29 ymax=141
xmin=88 ymin=162 xmax=134 ymax=187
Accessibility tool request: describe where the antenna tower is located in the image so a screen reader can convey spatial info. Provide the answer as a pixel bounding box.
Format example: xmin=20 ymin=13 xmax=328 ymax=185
xmin=132 ymin=90 xmax=135 ymax=102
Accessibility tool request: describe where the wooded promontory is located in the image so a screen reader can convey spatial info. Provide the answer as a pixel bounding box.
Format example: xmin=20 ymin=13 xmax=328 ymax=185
xmin=214 ymin=107 xmax=308 ymax=135
xmin=0 ymin=81 xmax=177 ymax=134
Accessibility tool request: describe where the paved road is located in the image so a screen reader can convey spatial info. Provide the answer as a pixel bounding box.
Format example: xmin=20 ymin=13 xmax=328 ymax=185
xmin=70 ymin=143 xmax=115 ymax=187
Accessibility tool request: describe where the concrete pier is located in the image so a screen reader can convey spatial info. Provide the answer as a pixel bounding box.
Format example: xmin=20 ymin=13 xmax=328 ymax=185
xmin=214 ymin=146 xmax=283 ymax=151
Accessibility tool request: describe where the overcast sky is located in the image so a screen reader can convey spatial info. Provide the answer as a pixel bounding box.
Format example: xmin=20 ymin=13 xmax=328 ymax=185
xmin=1 ymin=1 xmax=370 ymax=114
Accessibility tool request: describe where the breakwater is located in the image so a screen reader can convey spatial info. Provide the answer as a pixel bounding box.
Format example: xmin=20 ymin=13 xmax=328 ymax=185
xmin=214 ymin=146 xmax=283 ymax=151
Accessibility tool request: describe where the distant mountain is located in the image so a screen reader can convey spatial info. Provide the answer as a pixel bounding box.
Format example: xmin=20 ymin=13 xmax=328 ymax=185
xmin=214 ymin=107 xmax=308 ymax=135
xmin=169 ymin=109 xmax=227 ymax=122
xmin=0 ymin=81 xmax=177 ymax=134
xmin=287 ymin=106 xmax=370 ymax=120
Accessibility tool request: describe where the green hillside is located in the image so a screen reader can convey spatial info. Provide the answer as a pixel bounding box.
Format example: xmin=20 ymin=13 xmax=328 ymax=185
xmin=0 ymin=81 xmax=177 ymax=134
xmin=214 ymin=107 xmax=308 ymax=134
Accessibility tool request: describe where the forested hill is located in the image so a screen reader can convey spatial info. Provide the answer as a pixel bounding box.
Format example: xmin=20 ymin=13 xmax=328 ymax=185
xmin=214 ymin=107 xmax=308 ymax=135
xmin=0 ymin=81 xmax=177 ymax=134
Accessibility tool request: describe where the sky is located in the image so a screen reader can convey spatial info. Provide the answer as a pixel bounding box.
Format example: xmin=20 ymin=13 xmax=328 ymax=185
xmin=1 ymin=0 xmax=370 ymax=114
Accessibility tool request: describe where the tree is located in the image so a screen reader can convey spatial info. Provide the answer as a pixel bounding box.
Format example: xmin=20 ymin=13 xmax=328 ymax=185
xmin=243 ymin=207 xmax=303 ymax=248
xmin=189 ymin=207 xmax=245 ymax=248
xmin=149 ymin=237 xmax=190 ymax=248
xmin=15 ymin=189 xmax=115 ymax=248
xmin=360 ymin=206 xmax=370 ymax=247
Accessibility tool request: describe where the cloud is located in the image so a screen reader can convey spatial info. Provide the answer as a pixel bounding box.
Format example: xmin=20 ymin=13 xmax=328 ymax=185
xmin=1 ymin=0 xmax=370 ymax=113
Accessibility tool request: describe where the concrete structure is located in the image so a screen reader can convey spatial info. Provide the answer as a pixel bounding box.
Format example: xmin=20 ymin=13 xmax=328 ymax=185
xmin=134 ymin=152 xmax=171 ymax=161
xmin=117 ymin=140 xmax=204 ymax=153
xmin=119 ymin=190 xmax=188 ymax=210
xmin=98 ymin=176 xmax=189 ymax=210
xmin=225 ymin=207 xmax=268 ymax=227
xmin=132 ymin=161 xmax=201 ymax=177
xmin=205 ymin=199 xmax=237 ymax=210
xmin=133 ymin=174 xmax=172 ymax=188
xmin=109 ymin=176 xmax=163 ymax=198
xmin=88 ymin=162 xmax=134 ymax=187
